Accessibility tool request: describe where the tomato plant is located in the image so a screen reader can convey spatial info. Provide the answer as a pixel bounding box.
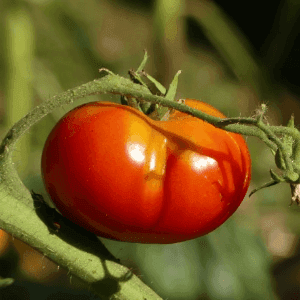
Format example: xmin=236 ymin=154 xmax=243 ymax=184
xmin=41 ymin=99 xmax=251 ymax=243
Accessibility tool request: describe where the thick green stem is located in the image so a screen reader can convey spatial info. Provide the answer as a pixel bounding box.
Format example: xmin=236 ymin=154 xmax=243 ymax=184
xmin=0 ymin=73 xmax=275 ymax=156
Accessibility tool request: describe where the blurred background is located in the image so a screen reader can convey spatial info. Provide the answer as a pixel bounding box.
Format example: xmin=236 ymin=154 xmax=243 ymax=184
xmin=0 ymin=0 xmax=300 ymax=299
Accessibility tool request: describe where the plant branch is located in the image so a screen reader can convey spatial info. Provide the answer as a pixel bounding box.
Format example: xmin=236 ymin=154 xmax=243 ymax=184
xmin=0 ymin=189 xmax=162 ymax=299
xmin=0 ymin=73 xmax=282 ymax=159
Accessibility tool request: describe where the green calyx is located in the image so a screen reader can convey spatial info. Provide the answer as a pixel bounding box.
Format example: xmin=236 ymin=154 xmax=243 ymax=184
xmin=121 ymin=51 xmax=181 ymax=121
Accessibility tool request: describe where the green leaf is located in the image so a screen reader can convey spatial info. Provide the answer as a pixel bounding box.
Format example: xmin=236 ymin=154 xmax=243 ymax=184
xmin=142 ymin=72 xmax=166 ymax=95
xmin=136 ymin=50 xmax=149 ymax=72
xmin=165 ymin=70 xmax=181 ymax=101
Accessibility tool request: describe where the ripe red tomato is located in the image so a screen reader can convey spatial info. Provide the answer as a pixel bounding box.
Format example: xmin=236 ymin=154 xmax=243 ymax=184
xmin=41 ymin=99 xmax=251 ymax=243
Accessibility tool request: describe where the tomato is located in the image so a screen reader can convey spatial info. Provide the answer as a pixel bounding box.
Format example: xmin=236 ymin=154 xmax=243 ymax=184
xmin=41 ymin=99 xmax=251 ymax=243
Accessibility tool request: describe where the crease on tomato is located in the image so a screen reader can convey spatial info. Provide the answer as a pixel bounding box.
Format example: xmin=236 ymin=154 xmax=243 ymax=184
xmin=140 ymin=131 xmax=168 ymax=225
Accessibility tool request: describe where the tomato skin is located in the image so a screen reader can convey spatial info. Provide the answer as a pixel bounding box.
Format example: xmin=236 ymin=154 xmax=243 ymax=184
xmin=41 ymin=99 xmax=251 ymax=243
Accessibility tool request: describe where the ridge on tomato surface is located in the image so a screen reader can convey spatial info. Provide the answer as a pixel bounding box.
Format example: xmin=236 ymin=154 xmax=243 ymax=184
xmin=41 ymin=99 xmax=251 ymax=244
